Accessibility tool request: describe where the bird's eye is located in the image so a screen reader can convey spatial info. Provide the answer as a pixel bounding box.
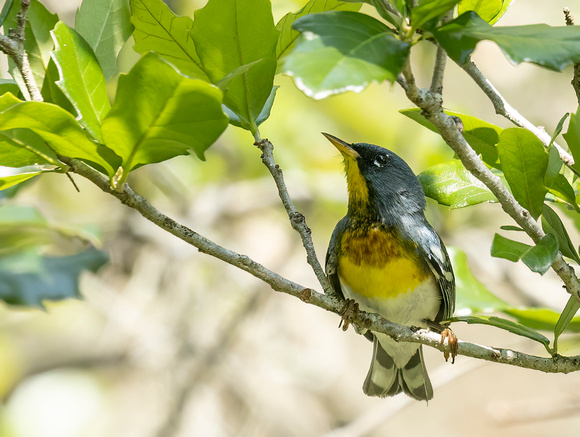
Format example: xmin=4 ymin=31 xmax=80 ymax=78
xmin=373 ymin=154 xmax=389 ymax=167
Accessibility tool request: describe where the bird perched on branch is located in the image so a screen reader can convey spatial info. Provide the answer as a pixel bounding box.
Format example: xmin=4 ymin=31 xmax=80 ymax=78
xmin=323 ymin=133 xmax=456 ymax=401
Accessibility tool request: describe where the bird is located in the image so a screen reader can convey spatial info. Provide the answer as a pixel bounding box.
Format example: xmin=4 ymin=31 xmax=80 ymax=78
xmin=323 ymin=133 xmax=456 ymax=401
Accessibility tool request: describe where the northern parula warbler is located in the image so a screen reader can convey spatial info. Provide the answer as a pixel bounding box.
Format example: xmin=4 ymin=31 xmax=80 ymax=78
xmin=323 ymin=133 xmax=456 ymax=401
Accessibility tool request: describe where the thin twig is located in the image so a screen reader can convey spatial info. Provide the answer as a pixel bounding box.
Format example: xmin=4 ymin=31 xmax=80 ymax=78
xmin=0 ymin=0 xmax=42 ymax=101
xmin=461 ymin=60 xmax=574 ymax=165
xmin=255 ymin=138 xmax=332 ymax=294
xmin=58 ymin=156 xmax=580 ymax=373
xmin=429 ymin=44 xmax=447 ymax=94
xmin=401 ymin=60 xmax=580 ymax=305
xmin=564 ymin=7 xmax=580 ymax=106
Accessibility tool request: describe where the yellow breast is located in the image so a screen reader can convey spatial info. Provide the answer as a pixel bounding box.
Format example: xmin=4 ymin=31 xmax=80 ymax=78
xmin=338 ymin=225 xmax=428 ymax=300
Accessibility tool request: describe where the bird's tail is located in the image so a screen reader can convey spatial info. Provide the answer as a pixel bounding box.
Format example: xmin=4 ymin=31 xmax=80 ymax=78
xmin=362 ymin=337 xmax=433 ymax=400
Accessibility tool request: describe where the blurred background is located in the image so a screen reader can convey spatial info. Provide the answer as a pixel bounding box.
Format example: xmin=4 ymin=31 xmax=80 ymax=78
xmin=1 ymin=0 xmax=580 ymax=436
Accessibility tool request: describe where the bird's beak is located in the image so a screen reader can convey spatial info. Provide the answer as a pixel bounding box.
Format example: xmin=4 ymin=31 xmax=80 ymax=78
xmin=322 ymin=133 xmax=360 ymax=159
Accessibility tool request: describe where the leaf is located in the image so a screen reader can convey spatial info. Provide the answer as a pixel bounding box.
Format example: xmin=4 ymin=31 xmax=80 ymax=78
xmin=410 ymin=0 xmax=461 ymax=30
xmin=491 ymin=233 xmax=530 ymax=262
xmin=0 ymin=128 xmax=60 ymax=167
xmin=0 ymin=79 xmax=20 ymax=97
xmin=400 ymin=108 xmax=502 ymax=169
xmin=432 ymin=11 xmax=580 ymax=71
xmin=553 ymin=296 xmax=580 ymax=354
xmin=449 ymin=247 xmax=509 ymax=315
xmin=418 ymin=159 xmax=496 ymax=208
xmin=3 ymin=0 xmax=59 ymax=96
xmin=520 ymin=233 xmax=558 ymax=275
xmin=0 ymin=247 xmax=108 ymax=307
xmin=283 ymin=11 xmax=410 ymax=100
xmin=504 ymin=307 xmax=580 ymax=333
xmin=51 ymin=22 xmax=111 ymax=143
xmin=500 ymin=225 xmax=524 ymax=232
xmin=41 ymin=58 xmax=75 ymax=113
xmin=541 ymin=203 xmax=580 ymax=264
xmin=192 ymin=0 xmax=278 ymax=134
xmin=548 ymin=174 xmax=578 ymax=210
xmin=130 ymin=0 xmax=208 ymax=81
xmin=491 ymin=233 xmax=558 ymax=275
xmin=0 ymin=171 xmax=41 ymax=190
xmin=0 ymin=0 xmax=14 ymax=27
xmin=450 ymin=315 xmax=551 ymax=350
xmin=496 ymin=128 xmax=548 ymax=219
xmin=276 ymin=0 xmax=361 ymax=61
xmin=223 ymin=86 xmax=279 ymax=129
xmin=550 ymin=113 xmax=569 ymax=147
xmin=563 ymin=107 xmax=580 ymax=175
xmin=457 ymin=0 xmax=514 ymax=25
xmin=101 ymin=53 xmax=228 ymax=186
xmin=0 ymin=93 xmax=119 ymax=177
xmin=544 ymin=146 xmax=562 ymax=189
xmin=75 ymin=0 xmax=134 ymax=79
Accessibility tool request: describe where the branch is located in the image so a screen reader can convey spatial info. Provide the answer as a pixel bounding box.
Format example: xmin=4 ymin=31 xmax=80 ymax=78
xmin=564 ymin=7 xmax=580 ymax=106
xmin=57 ymin=156 xmax=580 ymax=374
xmin=429 ymin=44 xmax=447 ymax=94
xmin=255 ymin=139 xmax=332 ymax=293
xmin=400 ymin=60 xmax=580 ymax=305
xmin=461 ymin=60 xmax=574 ymax=166
xmin=0 ymin=0 xmax=42 ymax=101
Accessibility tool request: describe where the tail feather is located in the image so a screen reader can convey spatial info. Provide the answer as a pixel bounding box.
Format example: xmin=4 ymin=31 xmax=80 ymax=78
xmin=362 ymin=337 xmax=433 ymax=401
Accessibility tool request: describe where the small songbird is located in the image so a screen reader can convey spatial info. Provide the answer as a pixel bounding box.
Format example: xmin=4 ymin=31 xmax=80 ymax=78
xmin=324 ymin=133 xmax=455 ymax=401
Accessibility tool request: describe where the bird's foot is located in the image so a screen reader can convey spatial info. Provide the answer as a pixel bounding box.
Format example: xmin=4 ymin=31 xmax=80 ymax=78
xmin=338 ymin=299 xmax=359 ymax=332
xmin=440 ymin=327 xmax=458 ymax=363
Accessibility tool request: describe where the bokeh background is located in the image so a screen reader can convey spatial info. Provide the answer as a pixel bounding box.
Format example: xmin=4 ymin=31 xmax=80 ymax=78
xmin=1 ymin=0 xmax=580 ymax=436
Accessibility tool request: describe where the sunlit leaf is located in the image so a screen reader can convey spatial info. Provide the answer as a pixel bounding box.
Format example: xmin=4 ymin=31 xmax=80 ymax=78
xmin=553 ymin=296 xmax=580 ymax=354
xmin=497 ymin=128 xmax=548 ymax=219
xmin=76 ymin=0 xmax=133 ymax=79
xmin=131 ymin=0 xmax=208 ymax=80
xmin=418 ymin=159 xmax=496 ymax=208
xmin=284 ymin=11 xmax=409 ymax=100
xmin=457 ymin=0 xmax=514 ymax=25
xmin=101 ymin=53 xmax=228 ymax=185
xmin=433 ymin=12 xmax=580 ymax=71
xmin=410 ymin=0 xmax=460 ymax=30
xmin=51 ymin=22 xmax=111 ymax=143
xmin=542 ymin=203 xmax=580 ymax=263
xmin=192 ymin=0 xmax=278 ymax=134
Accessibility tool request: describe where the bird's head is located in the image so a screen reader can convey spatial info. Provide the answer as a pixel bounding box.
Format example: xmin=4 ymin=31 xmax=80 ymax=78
xmin=323 ymin=133 xmax=426 ymax=223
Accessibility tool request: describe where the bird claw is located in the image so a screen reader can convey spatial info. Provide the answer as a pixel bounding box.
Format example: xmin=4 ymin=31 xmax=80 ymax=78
xmin=440 ymin=327 xmax=458 ymax=363
xmin=339 ymin=299 xmax=359 ymax=332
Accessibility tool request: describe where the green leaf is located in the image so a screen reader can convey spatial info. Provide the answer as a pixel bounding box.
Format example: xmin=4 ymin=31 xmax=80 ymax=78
xmin=449 ymin=247 xmax=509 ymax=314
xmin=223 ymin=86 xmax=279 ymax=129
xmin=550 ymin=113 xmax=569 ymax=147
xmin=450 ymin=315 xmax=550 ymax=350
xmin=0 ymin=128 xmax=61 ymax=167
xmin=553 ymin=295 xmax=580 ymax=354
xmin=457 ymin=0 xmax=514 ymax=25
xmin=520 ymin=233 xmax=558 ymax=275
xmin=400 ymin=108 xmax=502 ymax=169
xmin=432 ymin=12 xmax=580 ymax=71
xmin=418 ymin=159 xmax=496 ymax=208
xmin=41 ymin=59 xmax=75 ymax=113
xmin=51 ymin=22 xmax=111 ymax=143
xmin=0 ymin=247 xmax=107 ymax=307
xmin=283 ymin=11 xmax=410 ymax=100
xmin=497 ymin=128 xmax=548 ymax=219
xmin=192 ymin=0 xmax=278 ymax=134
xmin=0 ymin=93 xmax=119 ymax=177
xmin=563 ymin=107 xmax=580 ymax=175
xmin=0 ymin=0 xmax=14 ymax=27
xmin=491 ymin=233 xmax=558 ymax=275
xmin=276 ymin=0 xmax=361 ymax=62
xmin=410 ymin=0 xmax=461 ymax=30
xmin=548 ymin=174 xmax=578 ymax=210
xmin=0 ymin=79 xmax=20 ymax=97
xmin=3 ymin=0 xmax=59 ymax=96
xmin=504 ymin=307 xmax=580 ymax=333
xmin=500 ymin=225 xmax=524 ymax=232
xmin=101 ymin=53 xmax=228 ymax=185
xmin=491 ymin=233 xmax=530 ymax=262
xmin=130 ymin=0 xmax=208 ymax=81
xmin=542 ymin=203 xmax=580 ymax=264
xmin=544 ymin=146 xmax=562 ymax=189
xmin=0 ymin=171 xmax=41 ymax=190
xmin=75 ymin=0 xmax=134 ymax=79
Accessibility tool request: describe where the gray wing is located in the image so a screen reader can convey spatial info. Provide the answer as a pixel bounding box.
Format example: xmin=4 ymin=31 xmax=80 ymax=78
xmin=416 ymin=225 xmax=456 ymax=322
xmin=325 ymin=216 xmax=348 ymax=299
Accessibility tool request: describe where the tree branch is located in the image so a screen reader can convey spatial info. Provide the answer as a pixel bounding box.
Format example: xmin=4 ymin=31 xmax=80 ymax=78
xmin=255 ymin=138 xmax=332 ymax=293
xmin=400 ymin=59 xmax=580 ymax=305
xmin=0 ymin=0 xmax=42 ymax=102
xmin=56 ymin=155 xmax=580 ymax=374
xmin=429 ymin=44 xmax=447 ymax=94
xmin=460 ymin=60 xmax=574 ymax=166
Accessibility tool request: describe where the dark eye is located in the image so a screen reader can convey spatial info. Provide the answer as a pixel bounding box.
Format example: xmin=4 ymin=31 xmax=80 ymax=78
xmin=373 ymin=154 xmax=389 ymax=167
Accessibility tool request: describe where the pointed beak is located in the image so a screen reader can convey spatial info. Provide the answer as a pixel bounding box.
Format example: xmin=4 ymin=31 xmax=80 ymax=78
xmin=322 ymin=133 xmax=360 ymax=159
